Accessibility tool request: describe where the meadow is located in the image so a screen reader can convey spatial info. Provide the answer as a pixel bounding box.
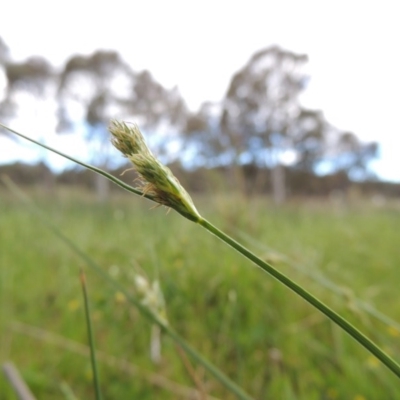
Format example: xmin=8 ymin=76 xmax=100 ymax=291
xmin=1 ymin=187 xmax=400 ymax=399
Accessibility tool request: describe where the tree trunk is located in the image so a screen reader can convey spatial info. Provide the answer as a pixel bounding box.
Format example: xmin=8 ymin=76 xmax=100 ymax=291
xmin=271 ymin=163 xmax=286 ymax=205
xmin=95 ymin=171 xmax=110 ymax=203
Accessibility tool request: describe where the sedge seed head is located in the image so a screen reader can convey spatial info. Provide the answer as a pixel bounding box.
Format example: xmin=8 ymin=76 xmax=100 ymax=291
xmin=132 ymin=273 xmax=168 ymax=325
xmin=109 ymin=120 xmax=201 ymax=222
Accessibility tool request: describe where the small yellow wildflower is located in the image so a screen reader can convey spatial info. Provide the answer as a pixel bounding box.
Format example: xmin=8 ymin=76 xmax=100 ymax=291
xmin=114 ymin=291 xmax=126 ymax=304
xmin=326 ymin=388 xmax=338 ymax=399
xmin=387 ymin=326 xmax=400 ymax=337
xmin=67 ymin=299 xmax=80 ymax=312
xmin=366 ymin=355 xmax=380 ymax=369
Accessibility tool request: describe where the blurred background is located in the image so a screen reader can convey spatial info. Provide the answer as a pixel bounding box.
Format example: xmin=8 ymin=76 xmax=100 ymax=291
xmin=1 ymin=1 xmax=400 ymax=399
xmin=1 ymin=0 xmax=399 ymax=202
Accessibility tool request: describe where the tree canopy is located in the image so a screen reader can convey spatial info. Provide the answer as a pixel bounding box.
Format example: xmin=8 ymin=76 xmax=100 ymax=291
xmin=0 ymin=37 xmax=379 ymax=200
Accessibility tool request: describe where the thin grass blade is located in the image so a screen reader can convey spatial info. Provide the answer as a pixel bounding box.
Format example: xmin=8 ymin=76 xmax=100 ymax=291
xmin=80 ymin=270 xmax=103 ymax=400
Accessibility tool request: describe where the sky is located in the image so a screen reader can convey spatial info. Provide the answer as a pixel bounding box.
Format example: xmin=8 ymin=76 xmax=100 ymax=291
xmin=0 ymin=0 xmax=399 ymax=181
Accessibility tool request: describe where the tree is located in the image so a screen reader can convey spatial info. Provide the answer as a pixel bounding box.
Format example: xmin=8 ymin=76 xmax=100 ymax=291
xmin=0 ymin=54 xmax=56 ymax=189
xmin=0 ymin=37 xmax=11 ymax=122
xmin=57 ymin=50 xmax=134 ymax=130
xmin=328 ymin=131 xmax=378 ymax=180
xmin=1 ymin=55 xmax=56 ymax=124
xmin=184 ymin=101 xmax=228 ymax=168
xmin=0 ymin=37 xmax=9 ymax=65
xmin=291 ymin=108 xmax=327 ymax=171
xmin=127 ymin=70 xmax=188 ymax=162
xmin=220 ymin=45 xmax=309 ymax=203
xmin=57 ymin=50 xmax=136 ymax=201
xmin=57 ymin=51 xmax=189 ymax=201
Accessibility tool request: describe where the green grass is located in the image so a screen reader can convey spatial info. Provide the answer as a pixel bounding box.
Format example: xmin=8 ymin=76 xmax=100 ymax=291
xmin=1 ymin=189 xmax=400 ymax=399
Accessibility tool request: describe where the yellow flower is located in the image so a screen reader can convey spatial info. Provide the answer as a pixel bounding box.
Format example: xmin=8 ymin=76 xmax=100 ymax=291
xmin=366 ymin=355 xmax=380 ymax=369
xmin=326 ymin=388 xmax=338 ymax=399
xmin=115 ymin=291 xmax=126 ymax=304
xmin=387 ymin=326 xmax=400 ymax=337
xmin=67 ymin=299 xmax=80 ymax=312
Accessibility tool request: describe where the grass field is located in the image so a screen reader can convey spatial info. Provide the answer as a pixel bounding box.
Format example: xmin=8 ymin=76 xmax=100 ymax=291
xmin=1 ymin=187 xmax=400 ymax=399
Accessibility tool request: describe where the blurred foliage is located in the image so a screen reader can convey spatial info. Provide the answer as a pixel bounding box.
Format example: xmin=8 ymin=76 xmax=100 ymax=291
xmin=1 ymin=161 xmax=399 ymax=198
xmin=1 ymin=191 xmax=400 ymax=398
xmin=0 ymin=37 xmax=379 ymax=201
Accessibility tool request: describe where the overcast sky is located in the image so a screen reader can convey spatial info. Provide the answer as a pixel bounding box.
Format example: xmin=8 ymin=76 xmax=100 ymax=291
xmin=1 ymin=0 xmax=399 ymax=181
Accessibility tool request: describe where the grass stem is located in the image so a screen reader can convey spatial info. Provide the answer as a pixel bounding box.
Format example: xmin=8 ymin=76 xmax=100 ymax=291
xmin=80 ymin=270 xmax=103 ymax=400
xmin=198 ymin=217 xmax=400 ymax=379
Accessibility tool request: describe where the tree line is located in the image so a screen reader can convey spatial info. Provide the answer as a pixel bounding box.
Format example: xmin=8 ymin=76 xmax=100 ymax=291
xmin=0 ymin=37 xmax=379 ymax=202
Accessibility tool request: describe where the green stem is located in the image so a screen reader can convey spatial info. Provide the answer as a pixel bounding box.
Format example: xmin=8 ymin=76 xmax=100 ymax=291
xmin=80 ymin=271 xmax=103 ymax=400
xmin=197 ymin=217 xmax=400 ymax=379
xmin=239 ymin=230 xmax=400 ymax=332
xmin=0 ymin=123 xmax=155 ymax=202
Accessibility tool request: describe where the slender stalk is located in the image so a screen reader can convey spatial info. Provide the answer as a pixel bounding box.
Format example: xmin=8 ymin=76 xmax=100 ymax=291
xmin=197 ymin=217 xmax=400 ymax=379
xmin=80 ymin=270 xmax=103 ymax=400
xmin=0 ymin=123 xmax=154 ymax=202
xmin=238 ymin=231 xmax=400 ymax=332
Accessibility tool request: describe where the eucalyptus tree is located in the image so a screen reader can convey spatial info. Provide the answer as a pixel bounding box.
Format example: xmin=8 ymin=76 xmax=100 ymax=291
xmin=56 ymin=50 xmax=136 ymax=201
xmin=0 ymin=36 xmax=10 ymax=124
xmin=57 ymin=50 xmax=189 ymax=200
xmin=127 ymin=69 xmax=188 ymax=162
xmin=0 ymin=48 xmax=56 ymax=185
xmin=0 ymin=37 xmax=8 ymax=65
xmin=0 ymin=39 xmax=56 ymax=125
xmin=328 ymin=130 xmax=378 ymax=180
xmin=184 ymin=101 xmax=228 ymax=168
xmin=291 ymin=108 xmax=327 ymax=171
xmin=220 ymin=46 xmax=309 ymax=203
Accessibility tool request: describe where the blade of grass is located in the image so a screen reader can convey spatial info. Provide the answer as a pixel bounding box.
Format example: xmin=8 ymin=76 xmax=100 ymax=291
xmin=80 ymin=270 xmax=102 ymax=400
xmin=197 ymin=217 xmax=400 ymax=379
xmin=60 ymin=381 xmax=79 ymax=400
xmin=175 ymin=344 xmax=208 ymax=400
xmin=238 ymin=231 xmax=400 ymax=333
xmin=0 ymin=122 xmax=153 ymax=202
xmin=2 ymin=175 xmax=254 ymax=400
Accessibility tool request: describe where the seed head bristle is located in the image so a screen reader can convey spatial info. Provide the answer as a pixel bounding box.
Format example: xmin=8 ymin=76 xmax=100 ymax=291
xmin=109 ymin=120 xmax=201 ymax=222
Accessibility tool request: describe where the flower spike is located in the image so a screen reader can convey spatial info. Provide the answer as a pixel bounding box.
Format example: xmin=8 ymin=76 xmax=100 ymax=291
xmin=109 ymin=120 xmax=201 ymax=222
